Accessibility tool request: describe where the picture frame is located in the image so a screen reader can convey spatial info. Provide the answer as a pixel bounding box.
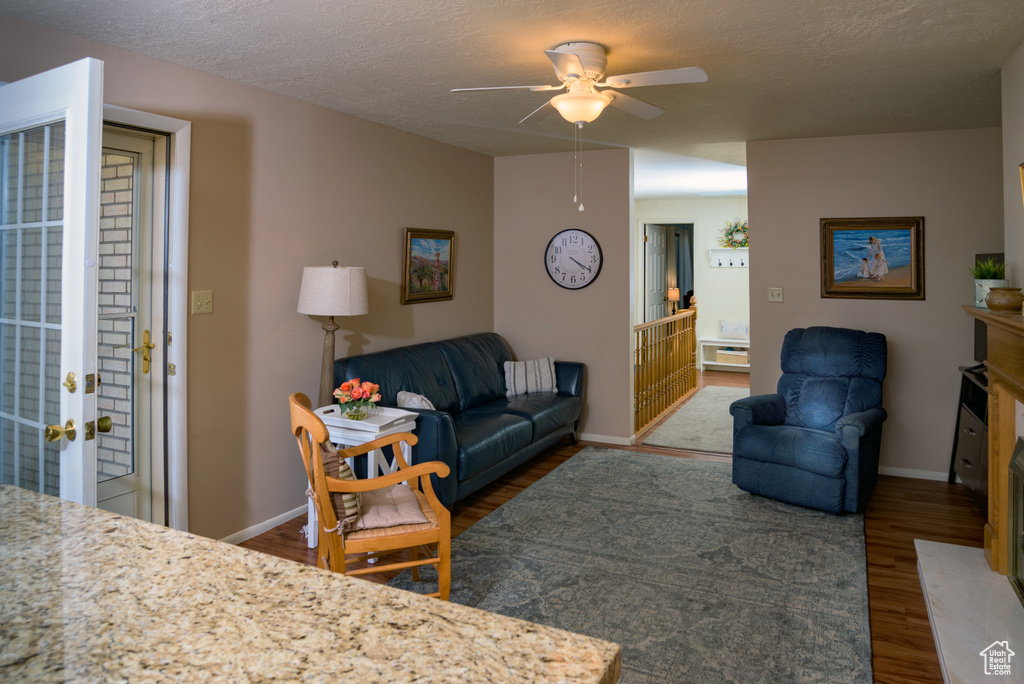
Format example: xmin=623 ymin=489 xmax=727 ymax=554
xmin=401 ymin=228 xmax=455 ymax=304
xmin=820 ymin=217 xmax=925 ymax=300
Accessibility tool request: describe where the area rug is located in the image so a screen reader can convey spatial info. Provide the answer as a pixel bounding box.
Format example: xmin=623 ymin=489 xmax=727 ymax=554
xmin=388 ymin=447 xmax=872 ymax=683
xmin=643 ymin=385 xmax=749 ymax=453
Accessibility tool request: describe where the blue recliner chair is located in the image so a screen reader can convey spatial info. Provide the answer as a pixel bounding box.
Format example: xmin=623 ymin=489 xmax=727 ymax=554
xmin=730 ymin=326 xmax=887 ymax=513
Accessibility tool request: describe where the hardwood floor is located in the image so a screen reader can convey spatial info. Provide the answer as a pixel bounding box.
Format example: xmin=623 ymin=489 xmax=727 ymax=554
xmin=243 ymin=369 xmax=986 ymax=683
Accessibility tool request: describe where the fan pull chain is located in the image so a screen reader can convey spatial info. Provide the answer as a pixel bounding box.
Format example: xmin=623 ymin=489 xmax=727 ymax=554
xmin=575 ymin=122 xmax=584 ymax=212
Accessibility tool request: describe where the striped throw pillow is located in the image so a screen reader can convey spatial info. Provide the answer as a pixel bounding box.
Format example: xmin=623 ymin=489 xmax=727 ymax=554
xmin=319 ymin=441 xmax=361 ymax=530
xmin=504 ymin=357 xmax=557 ymax=397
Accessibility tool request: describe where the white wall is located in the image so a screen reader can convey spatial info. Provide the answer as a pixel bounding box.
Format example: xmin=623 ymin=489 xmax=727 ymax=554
xmin=495 ymin=149 xmax=633 ymax=443
xmin=1003 ymin=40 xmax=1024 ymax=279
xmin=635 ymin=197 xmax=749 ymax=341
xmin=746 ymin=128 xmax=1003 ymax=478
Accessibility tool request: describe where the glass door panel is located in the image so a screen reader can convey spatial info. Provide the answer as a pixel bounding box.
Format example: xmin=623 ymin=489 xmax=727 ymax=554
xmin=0 ymin=123 xmax=65 ymax=495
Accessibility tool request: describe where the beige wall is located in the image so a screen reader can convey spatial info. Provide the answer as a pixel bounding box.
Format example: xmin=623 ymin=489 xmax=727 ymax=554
xmin=494 ymin=149 xmax=633 ymax=443
xmin=747 ymin=128 xmax=1003 ymax=478
xmin=635 ymin=197 xmax=749 ymax=341
xmin=1003 ymin=40 xmax=1024 ymax=279
xmin=0 ymin=16 xmax=495 ymax=539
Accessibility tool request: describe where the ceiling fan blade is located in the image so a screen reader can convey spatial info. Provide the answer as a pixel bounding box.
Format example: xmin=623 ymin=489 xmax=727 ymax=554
xmin=545 ymin=50 xmax=587 ymax=80
xmin=451 ymin=84 xmax=564 ymax=92
xmin=601 ymin=67 xmax=708 ymax=89
xmin=519 ymin=100 xmax=554 ymax=124
xmin=606 ymin=91 xmax=664 ymax=119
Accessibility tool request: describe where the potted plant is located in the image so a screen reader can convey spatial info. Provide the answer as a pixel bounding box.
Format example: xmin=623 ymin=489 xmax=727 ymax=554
xmin=970 ymin=258 xmax=1008 ymax=308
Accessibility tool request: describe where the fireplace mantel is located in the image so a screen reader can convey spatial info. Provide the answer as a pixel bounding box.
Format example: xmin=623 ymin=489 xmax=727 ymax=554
xmin=963 ymin=305 xmax=1024 ymax=574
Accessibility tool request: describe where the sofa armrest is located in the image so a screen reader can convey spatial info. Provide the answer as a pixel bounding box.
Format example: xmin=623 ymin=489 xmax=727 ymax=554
xmin=407 ymin=408 xmax=459 ymax=509
xmin=729 ymin=394 xmax=786 ymax=431
xmin=836 ymin=407 xmax=887 ymax=449
xmin=555 ymin=361 xmax=585 ymax=398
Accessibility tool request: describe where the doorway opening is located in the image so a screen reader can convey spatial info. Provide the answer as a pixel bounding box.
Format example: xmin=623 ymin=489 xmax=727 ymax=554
xmin=643 ymin=223 xmax=694 ymax=322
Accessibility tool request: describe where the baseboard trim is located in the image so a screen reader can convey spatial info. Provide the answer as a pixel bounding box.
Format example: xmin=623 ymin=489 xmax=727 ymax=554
xmin=878 ymin=466 xmax=948 ymax=481
xmin=220 ymin=504 xmax=306 ymax=545
xmin=581 ymin=433 xmax=631 ymax=446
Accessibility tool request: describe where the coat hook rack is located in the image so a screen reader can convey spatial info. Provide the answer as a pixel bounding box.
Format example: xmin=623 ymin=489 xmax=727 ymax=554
xmin=709 ymin=247 xmax=749 ymax=269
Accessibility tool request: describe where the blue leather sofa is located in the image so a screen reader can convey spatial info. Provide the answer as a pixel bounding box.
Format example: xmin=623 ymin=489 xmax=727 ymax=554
xmin=730 ymin=326 xmax=887 ymax=514
xmin=333 ymin=333 xmax=585 ymax=509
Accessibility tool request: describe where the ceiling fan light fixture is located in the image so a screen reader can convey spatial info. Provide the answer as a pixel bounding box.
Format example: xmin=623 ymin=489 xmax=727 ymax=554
xmin=550 ymin=91 xmax=612 ymax=124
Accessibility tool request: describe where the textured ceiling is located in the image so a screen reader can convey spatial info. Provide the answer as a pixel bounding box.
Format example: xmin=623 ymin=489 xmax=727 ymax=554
xmin=3 ymin=0 xmax=1023 ymax=195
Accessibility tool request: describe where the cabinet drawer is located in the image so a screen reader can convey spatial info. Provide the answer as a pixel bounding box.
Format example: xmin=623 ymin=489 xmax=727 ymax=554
xmin=954 ymin=408 xmax=988 ymax=510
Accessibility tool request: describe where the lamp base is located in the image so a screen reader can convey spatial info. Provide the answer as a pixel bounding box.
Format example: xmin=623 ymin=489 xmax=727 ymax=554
xmin=318 ymin=317 xmax=340 ymax=408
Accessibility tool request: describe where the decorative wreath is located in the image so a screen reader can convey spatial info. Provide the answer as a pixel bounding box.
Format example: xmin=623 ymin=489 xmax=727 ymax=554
xmin=718 ymin=219 xmax=749 ymax=249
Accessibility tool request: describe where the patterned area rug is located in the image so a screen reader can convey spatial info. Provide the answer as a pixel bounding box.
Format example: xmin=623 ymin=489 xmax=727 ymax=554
xmin=389 ymin=447 xmax=872 ymax=683
xmin=643 ymin=385 xmax=750 ymax=453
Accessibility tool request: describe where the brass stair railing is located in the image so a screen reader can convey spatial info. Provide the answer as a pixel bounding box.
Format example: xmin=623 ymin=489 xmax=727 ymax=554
xmin=633 ymin=305 xmax=697 ymax=435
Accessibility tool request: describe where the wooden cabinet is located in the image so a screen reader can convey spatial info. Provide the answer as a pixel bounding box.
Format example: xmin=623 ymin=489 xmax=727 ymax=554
xmin=949 ymin=366 xmax=989 ymax=512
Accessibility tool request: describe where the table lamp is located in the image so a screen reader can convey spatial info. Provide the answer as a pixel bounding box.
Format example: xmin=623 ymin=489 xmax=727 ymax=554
xmin=667 ymin=287 xmax=680 ymax=314
xmin=298 ymin=262 xmax=368 ymax=407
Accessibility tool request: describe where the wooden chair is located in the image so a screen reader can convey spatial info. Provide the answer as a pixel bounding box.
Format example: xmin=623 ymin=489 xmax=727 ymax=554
xmin=289 ymin=392 xmax=452 ymax=599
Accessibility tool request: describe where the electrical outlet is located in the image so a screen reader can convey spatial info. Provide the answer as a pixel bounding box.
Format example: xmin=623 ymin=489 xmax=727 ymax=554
xmin=191 ymin=290 xmax=214 ymax=315
xmin=768 ymin=287 xmax=784 ymax=303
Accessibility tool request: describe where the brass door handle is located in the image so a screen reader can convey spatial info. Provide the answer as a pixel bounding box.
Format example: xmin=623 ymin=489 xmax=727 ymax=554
xmin=131 ymin=330 xmax=156 ymax=374
xmin=44 ymin=419 xmax=76 ymax=443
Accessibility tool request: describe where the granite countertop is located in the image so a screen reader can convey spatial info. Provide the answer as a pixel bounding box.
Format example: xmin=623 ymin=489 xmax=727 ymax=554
xmin=0 ymin=485 xmax=620 ymax=682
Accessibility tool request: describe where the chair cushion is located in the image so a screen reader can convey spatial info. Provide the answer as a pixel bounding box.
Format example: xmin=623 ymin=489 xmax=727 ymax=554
xmin=353 ymin=484 xmax=429 ymax=530
xmin=452 ymin=409 xmax=533 ymax=482
xmin=778 ymin=327 xmax=886 ymax=432
xmin=733 ymin=424 xmax=847 ymax=478
xmin=438 ymin=333 xmax=514 ymax=411
xmin=319 ymin=442 xmax=361 ymax=529
xmin=345 ymin=489 xmax=439 ymax=541
xmin=504 ymin=357 xmax=556 ymax=397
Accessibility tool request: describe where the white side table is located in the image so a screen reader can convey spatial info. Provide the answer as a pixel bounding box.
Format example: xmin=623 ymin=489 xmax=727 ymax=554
xmin=306 ymin=408 xmax=418 ymax=549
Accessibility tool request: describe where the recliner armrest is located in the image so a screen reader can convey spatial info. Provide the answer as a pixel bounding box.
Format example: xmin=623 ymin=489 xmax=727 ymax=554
xmin=729 ymin=393 xmax=787 ymax=430
xmin=555 ymin=361 xmax=585 ymax=397
xmin=836 ymin=407 xmax=887 ymax=448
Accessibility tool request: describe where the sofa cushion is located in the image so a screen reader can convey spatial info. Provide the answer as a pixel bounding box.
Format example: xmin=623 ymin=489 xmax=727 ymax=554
xmin=397 ymin=391 xmax=435 ymax=410
xmin=338 ymin=342 xmax=461 ymax=414
xmin=474 ymin=394 xmax=581 ymax=441
xmin=733 ymin=423 xmax=847 ymax=478
xmin=451 ymin=409 xmax=533 ymax=482
xmin=438 ymin=333 xmax=513 ymax=411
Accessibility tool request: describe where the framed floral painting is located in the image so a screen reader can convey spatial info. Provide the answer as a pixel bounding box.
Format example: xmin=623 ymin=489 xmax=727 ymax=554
xmin=820 ymin=217 xmax=925 ymax=300
xmin=401 ymin=228 xmax=455 ymax=304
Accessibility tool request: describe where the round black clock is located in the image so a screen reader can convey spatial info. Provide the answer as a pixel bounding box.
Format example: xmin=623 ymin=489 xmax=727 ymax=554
xmin=544 ymin=229 xmax=603 ymax=290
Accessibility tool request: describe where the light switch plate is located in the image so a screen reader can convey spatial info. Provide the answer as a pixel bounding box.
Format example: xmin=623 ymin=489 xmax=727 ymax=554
xmin=768 ymin=287 xmax=784 ymax=303
xmin=192 ymin=290 xmax=213 ymax=314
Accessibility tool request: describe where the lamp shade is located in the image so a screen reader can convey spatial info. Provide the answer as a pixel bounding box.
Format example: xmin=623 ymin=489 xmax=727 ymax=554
xmin=297 ymin=265 xmax=368 ymax=316
xmin=550 ymin=91 xmax=612 ymax=124
xmin=667 ymin=288 xmax=680 ymax=302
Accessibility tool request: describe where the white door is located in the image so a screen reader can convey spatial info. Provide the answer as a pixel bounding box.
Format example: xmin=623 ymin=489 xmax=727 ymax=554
xmin=95 ymin=128 xmax=164 ymax=522
xmin=645 ymin=224 xmax=667 ymax=322
xmin=0 ymin=59 xmax=103 ymax=505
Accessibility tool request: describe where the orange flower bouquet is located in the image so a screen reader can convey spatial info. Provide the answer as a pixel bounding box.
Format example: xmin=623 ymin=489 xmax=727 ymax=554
xmin=333 ymin=378 xmax=381 ymax=420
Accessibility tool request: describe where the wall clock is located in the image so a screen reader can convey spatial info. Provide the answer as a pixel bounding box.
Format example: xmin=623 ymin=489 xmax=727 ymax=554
xmin=544 ymin=229 xmax=603 ymax=289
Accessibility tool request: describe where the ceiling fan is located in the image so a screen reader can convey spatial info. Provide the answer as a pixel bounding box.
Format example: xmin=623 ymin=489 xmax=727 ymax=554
xmin=452 ymin=41 xmax=707 ymax=125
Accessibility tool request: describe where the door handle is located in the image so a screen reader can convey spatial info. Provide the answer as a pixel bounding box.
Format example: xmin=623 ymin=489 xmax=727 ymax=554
xmin=132 ymin=329 xmax=156 ymax=374
xmin=44 ymin=419 xmax=76 ymax=443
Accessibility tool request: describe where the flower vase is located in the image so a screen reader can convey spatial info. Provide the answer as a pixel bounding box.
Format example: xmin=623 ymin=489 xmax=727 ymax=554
xmin=344 ymin=408 xmax=369 ymax=421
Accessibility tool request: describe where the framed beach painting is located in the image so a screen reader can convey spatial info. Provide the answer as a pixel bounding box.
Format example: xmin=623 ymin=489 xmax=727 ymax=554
xmin=401 ymin=228 xmax=455 ymax=304
xmin=820 ymin=217 xmax=925 ymax=300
